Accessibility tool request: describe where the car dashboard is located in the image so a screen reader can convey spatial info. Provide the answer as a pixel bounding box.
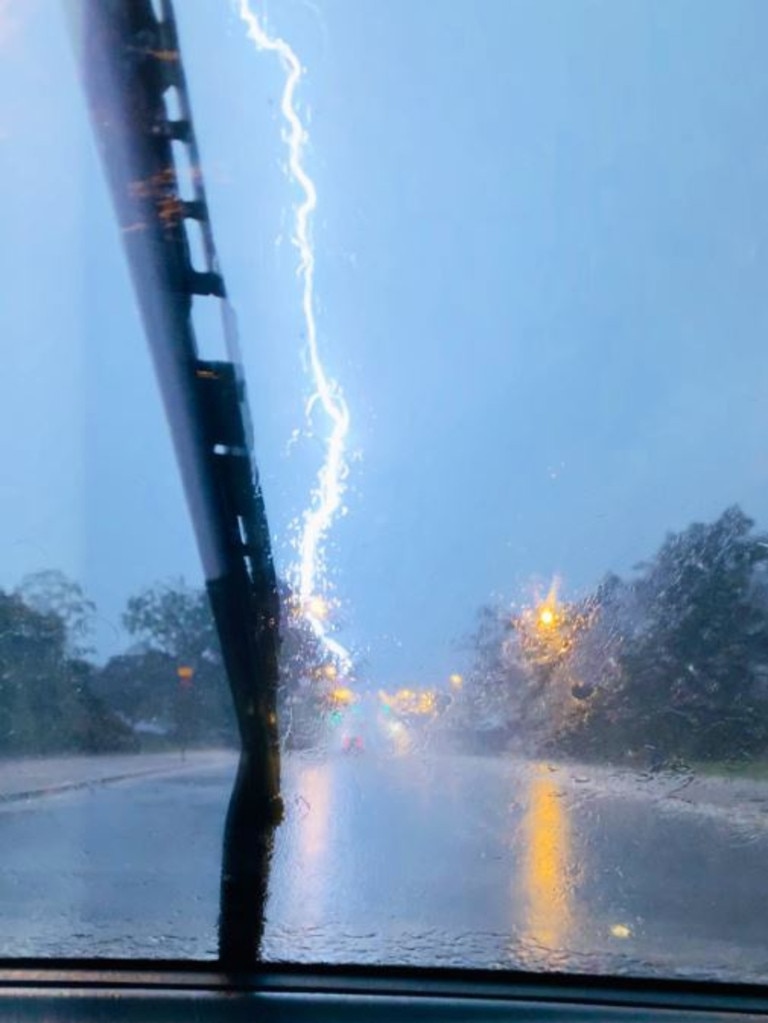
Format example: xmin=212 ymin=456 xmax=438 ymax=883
xmin=1 ymin=965 xmax=767 ymax=1023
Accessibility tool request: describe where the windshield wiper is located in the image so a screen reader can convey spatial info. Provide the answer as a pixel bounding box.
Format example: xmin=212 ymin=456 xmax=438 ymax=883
xmin=66 ymin=0 xmax=282 ymax=967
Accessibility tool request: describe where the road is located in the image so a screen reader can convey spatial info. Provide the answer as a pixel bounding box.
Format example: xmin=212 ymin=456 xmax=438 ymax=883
xmin=0 ymin=751 xmax=765 ymax=982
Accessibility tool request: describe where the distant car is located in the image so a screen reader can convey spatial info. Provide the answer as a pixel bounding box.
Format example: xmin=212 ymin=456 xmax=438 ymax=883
xmin=341 ymin=735 xmax=365 ymax=754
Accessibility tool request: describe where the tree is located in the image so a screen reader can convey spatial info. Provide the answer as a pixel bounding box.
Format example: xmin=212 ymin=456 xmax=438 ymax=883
xmin=0 ymin=588 xmax=134 ymax=755
xmin=65 ymin=659 xmax=137 ymax=753
xmin=442 ymin=604 xmax=530 ymax=752
xmin=118 ymin=577 xmax=337 ymax=750
xmin=0 ymin=590 xmax=70 ymax=752
xmin=542 ymin=576 xmax=638 ymax=761
xmin=123 ymin=579 xmax=218 ymax=664
xmin=457 ymin=506 xmax=768 ymax=767
xmin=276 ymin=582 xmax=337 ymax=750
xmin=16 ymin=570 xmax=96 ymax=657
xmin=122 ymin=579 xmax=236 ymax=747
xmin=510 ymin=592 xmax=599 ymax=741
xmin=91 ymin=648 xmax=178 ymax=735
xmin=612 ymin=506 xmax=768 ymax=763
xmin=553 ymin=507 xmax=768 ymax=765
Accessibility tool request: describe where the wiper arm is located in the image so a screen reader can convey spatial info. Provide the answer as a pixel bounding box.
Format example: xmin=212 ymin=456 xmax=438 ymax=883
xmin=66 ymin=0 xmax=282 ymax=966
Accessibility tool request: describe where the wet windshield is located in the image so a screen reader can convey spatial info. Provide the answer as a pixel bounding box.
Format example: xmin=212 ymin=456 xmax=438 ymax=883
xmin=2 ymin=0 xmax=768 ymax=982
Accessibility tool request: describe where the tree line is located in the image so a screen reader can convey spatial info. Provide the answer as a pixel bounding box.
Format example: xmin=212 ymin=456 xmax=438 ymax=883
xmin=7 ymin=505 xmax=767 ymax=765
xmin=0 ymin=571 xmax=329 ymax=756
xmin=450 ymin=506 xmax=768 ymax=768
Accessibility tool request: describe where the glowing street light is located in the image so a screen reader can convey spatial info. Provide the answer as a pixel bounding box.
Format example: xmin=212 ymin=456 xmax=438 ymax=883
xmin=538 ymin=607 xmax=555 ymax=628
xmin=305 ymin=596 xmax=329 ymax=620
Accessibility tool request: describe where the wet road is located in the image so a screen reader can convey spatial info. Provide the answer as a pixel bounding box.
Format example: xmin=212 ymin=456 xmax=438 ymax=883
xmin=0 ymin=752 xmax=766 ymax=982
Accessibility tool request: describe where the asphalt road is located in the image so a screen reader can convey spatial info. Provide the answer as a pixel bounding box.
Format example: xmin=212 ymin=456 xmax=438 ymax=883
xmin=0 ymin=752 xmax=765 ymax=983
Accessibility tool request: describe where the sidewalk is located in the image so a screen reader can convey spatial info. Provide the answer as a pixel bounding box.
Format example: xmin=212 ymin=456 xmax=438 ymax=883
xmin=0 ymin=750 xmax=238 ymax=804
xmin=544 ymin=758 xmax=768 ymax=827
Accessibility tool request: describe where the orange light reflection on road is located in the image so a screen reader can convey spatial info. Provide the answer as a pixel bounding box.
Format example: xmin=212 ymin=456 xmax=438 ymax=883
xmin=521 ymin=766 xmax=573 ymax=953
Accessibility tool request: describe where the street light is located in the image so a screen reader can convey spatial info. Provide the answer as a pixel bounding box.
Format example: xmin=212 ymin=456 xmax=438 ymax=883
xmin=306 ymin=596 xmax=329 ymax=620
xmin=538 ymin=607 xmax=555 ymax=628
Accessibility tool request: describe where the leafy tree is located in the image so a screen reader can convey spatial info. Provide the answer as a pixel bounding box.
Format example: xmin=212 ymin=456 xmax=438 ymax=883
xmin=0 ymin=588 xmax=133 ymax=754
xmin=91 ymin=648 xmax=177 ymax=734
xmin=443 ymin=605 xmax=530 ymax=751
xmin=65 ymin=659 xmax=137 ymax=753
xmin=549 ymin=507 xmax=768 ymax=765
xmin=610 ymin=506 xmax=768 ymax=763
xmin=16 ymin=570 xmax=96 ymax=657
xmin=123 ymin=579 xmax=218 ymax=664
xmin=459 ymin=507 xmax=768 ymax=767
xmin=0 ymin=590 xmax=70 ymax=752
xmin=118 ymin=577 xmax=336 ymax=750
xmin=121 ymin=579 xmax=236 ymax=747
xmin=543 ymin=577 xmax=639 ymax=760
xmin=277 ymin=587 xmax=328 ymax=750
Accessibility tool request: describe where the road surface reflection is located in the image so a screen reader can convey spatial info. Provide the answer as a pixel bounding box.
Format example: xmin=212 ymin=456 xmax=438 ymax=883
xmin=0 ymin=750 xmax=764 ymax=980
xmin=520 ymin=765 xmax=573 ymax=956
xmin=264 ymin=752 xmax=768 ymax=982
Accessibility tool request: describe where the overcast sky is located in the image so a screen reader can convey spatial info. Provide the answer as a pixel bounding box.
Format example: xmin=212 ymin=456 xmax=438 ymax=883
xmin=3 ymin=0 xmax=768 ymax=686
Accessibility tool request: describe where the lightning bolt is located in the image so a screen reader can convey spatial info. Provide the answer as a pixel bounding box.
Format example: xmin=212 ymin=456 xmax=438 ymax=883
xmin=238 ymin=0 xmax=352 ymax=670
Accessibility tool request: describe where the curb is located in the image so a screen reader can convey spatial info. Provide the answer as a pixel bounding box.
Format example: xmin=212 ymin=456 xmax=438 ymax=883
xmin=0 ymin=758 xmax=224 ymax=806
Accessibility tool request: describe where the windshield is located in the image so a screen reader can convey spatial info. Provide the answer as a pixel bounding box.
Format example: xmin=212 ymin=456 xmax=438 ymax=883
xmin=2 ymin=0 xmax=768 ymax=983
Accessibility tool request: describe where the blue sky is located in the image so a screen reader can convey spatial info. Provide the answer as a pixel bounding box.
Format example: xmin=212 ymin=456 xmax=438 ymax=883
xmin=3 ymin=0 xmax=768 ymax=685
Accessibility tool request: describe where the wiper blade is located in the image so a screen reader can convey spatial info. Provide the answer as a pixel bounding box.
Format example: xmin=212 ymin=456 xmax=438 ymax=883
xmin=66 ymin=0 xmax=282 ymax=966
